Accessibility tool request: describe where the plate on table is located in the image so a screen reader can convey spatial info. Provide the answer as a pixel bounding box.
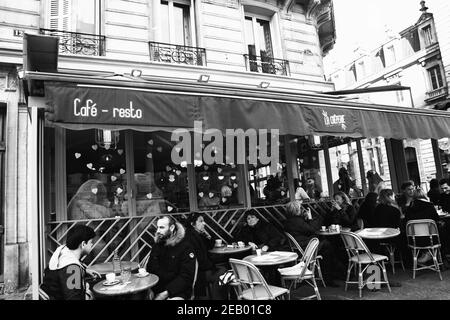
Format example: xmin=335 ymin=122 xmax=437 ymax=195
xmin=103 ymin=279 xmax=120 ymax=286
xmin=136 ymin=272 xmax=150 ymax=278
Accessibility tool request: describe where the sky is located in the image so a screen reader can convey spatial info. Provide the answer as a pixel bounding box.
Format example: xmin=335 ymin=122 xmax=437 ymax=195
xmin=323 ymin=0 xmax=424 ymax=73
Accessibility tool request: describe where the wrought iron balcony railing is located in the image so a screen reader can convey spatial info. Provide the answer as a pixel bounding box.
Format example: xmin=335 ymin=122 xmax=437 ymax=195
xmin=149 ymin=41 xmax=207 ymax=66
xmin=425 ymin=86 xmax=448 ymax=101
xmin=244 ymin=54 xmax=290 ymax=76
xmin=39 ymin=28 xmax=106 ymax=56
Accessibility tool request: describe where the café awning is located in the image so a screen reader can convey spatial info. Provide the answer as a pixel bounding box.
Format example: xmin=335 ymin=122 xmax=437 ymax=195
xmin=27 ymin=72 xmax=450 ymax=139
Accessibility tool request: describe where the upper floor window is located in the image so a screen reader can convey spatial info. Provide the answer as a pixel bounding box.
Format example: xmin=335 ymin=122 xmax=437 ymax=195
xmin=245 ymin=16 xmax=273 ymax=61
xmin=358 ymin=61 xmax=366 ymax=78
xmin=160 ymin=0 xmax=192 ymax=46
xmin=48 ymin=0 xmax=101 ymax=34
xmin=428 ymin=65 xmax=444 ymax=90
xmin=386 ymin=45 xmax=396 ymax=66
xmin=421 ymin=25 xmax=434 ymax=47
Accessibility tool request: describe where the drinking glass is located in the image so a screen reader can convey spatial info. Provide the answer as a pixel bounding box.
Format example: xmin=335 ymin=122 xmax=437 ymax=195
xmin=121 ymin=266 xmax=132 ymax=283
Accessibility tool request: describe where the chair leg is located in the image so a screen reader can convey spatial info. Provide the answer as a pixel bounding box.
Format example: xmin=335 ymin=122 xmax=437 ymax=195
xmin=432 ymin=249 xmax=443 ymax=281
xmin=381 ymin=262 xmax=391 ymax=293
xmin=345 ymin=262 xmax=352 ymax=292
xmin=412 ymin=249 xmax=418 ymax=279
xmin=358 ymin=263 xmax=363 ymax=298
xmin=316 ymin=261 xmax=326 ymax=287
xmin=312 ymin=278 xmax=321 ymax=300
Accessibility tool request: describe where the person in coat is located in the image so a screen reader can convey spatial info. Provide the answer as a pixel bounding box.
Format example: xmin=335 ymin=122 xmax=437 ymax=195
xmin=147 ymin=215 xmax=196 ymax=300
xmin=372 ymin=189 xmax=401 ymax=228
xmin=329 ymin=191 xmax=358 ymax=231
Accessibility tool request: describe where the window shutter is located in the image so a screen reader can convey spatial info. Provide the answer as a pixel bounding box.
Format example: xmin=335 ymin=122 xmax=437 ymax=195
xmin=49 ymin=0 xmax=71 ymax=31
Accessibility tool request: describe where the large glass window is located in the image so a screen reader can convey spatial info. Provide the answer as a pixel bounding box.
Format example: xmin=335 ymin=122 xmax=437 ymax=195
xmin=360 ymin=137 xmax=392 ymax=191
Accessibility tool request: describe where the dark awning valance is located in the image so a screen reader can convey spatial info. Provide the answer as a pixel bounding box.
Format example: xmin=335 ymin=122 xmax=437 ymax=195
xmin=41 ymin=79 xmax=450 ymax=139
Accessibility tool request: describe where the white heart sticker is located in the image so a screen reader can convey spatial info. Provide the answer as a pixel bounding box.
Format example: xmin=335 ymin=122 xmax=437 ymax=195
xmin=175 ymin=170 xmax=181 ymax=176
xmin=147 ymin=153 xmax=152 ymax=159
xmin=146 ymin=193 xmax=152 ymax=199
xmin=91 ymin=145 xmax=98 ymax=151
xmin=116 ymin=187 xmax=123 ymax=195
xmin=120 ymin=169 xmax=125 ymax=174
xmin=91 ymin=188 xmax=98 ymax=194
xmin=198 ymin=192 xmax=204 ymax=197
xmin=231 ymin=176 xmax=236 ymax=180
xmin=75 ymin=153 xmax=81 ymax=159
xmin=157 ymin=147 xmax=162 ymax=152
xmin=281 ymin=191 xmax=285 ymax=196
xmin=217 ymin=168 xmax=222 ymax=173
xmin=233 ymin=183 xmax=238 ymax=188
xmin=148 ymin=139 xmax=154 ymax=145
xmin=167 ymin=206 xmax=173 ymax=212
xmin=86 ymin=163 xmax=93 ymax=169
xmin=202 ymin=176 xmax=209 ymax=181
xmin=209 ymin=192 xmax=214 ymax=198
xmin=166 ymin=166 xmax=172 ymax=172
xmin=218 ymin=175 xmax=224 ymax=180
xmin=111 ymin=176 xmax=117 ymax=182
xmin=117 ymin=149 xmax=124 ymax=155
xmin=222 ymin=197 xmax=227 ymax=203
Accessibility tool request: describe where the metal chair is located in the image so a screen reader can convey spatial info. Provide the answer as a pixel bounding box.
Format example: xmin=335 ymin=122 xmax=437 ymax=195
xmin=190 ymin=259 xmax=199 ymax=300
xmin=406 ymin=219 xmax=443 ymax=280
xmin=278 ymin=237 xmax=322 ymax=300
xmin=284 ymin=232 xmax=326 ymax=287
xmin=229 ymin=258 xmax=289 ymax=300
xmin=38 ymin=287 xmax=50 ymax=300
xmin=340 ymin=231 xmax=391 ymax=298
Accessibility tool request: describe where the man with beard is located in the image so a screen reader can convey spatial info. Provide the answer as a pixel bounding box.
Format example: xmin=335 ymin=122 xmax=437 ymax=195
xmin=147 ymin=215 xmax=196 ymax=300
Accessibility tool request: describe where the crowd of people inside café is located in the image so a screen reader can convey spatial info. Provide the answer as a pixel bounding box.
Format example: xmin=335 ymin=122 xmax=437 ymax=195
xmin=40 ymin=171 xmax=450 ymax=300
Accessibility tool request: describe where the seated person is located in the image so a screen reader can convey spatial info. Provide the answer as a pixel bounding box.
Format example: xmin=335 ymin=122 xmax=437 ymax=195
xmin=357 ymin=192 xmax=378 ymax=228
xmin=329 ymin=192 xmax=358 ymax=231
xmin=428 ymin=179 xmax=441 ymax=206
xmin=366 ymin=170 xmax=383 ymax=193
xmin=294 ymin=179 xmax=311 ymax=201
xmin=372 ymin=189 xmax=401 ymax=228
xmin=147 ymin=216 xmax=196 ymax=300
xmin=396 ymin=180 xmax=415 ymax=217
xmin=184 ymin=213 xmax=226 ymax=299
xmin=40 ymin=225 xmax=100 ymax=300
xmin=237 ymin=210 xmax=288 ymax=252
xmin=439 ymin=178 xmax=450 ymax=213
xmin=283 ymin=200 xmax=340 ymax=286
xmin=219 ymin=185 xmax=238 ymax=207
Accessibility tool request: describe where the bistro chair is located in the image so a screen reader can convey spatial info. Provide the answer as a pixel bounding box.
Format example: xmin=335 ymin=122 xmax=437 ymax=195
xmin=278 ymin=237 xmax=321 ymax=300
xmin=139 ymin=252 xmax=151 ymax=270
xmin=38 ymin=287 xmax=50 ymax=300
xmin=190 ymin=259 xmax=199 ymax=300
xmin=340 ymin=231 xmax=391 ymax=298
xmin=284 ymin=232 xmax=326 ymax=287
xmin=406 ymin=219 xmax=443 ymax=280
xmin=229 ymin=258 xmax=289 ymax=300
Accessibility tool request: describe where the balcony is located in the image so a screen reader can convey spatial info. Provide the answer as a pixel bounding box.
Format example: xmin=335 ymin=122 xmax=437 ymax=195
xmin=425 ymin=86 xmax=448 ymax=102
xmin=149 ymin=41 xmax=207 ymax=66
xmin=244 ymin=54 xmax=290 ymax=76
xmin=39 ymin=29 xmax=106 ymax=56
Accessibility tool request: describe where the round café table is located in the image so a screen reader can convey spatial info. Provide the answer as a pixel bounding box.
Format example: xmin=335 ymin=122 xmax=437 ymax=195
xmin=208 ymin=245 xmax=252 ymax=255
xmin=243 ymin=251 xmax=298 ymax=267
xmin=93 ymin=273 xmax=159 ymax=298
xmin=355 ymin=228 xmax=400 ymax=240
xmin=88 ymin=261 xmax=140 ymax=276
xmin=316 ymin=227 xmax=351 ymax=236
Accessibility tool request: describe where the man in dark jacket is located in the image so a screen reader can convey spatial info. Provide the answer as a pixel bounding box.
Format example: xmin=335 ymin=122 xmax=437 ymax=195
xmin=40 ymin=225 xmax=100 ymax=300
xmin=237 ymin=211 xmax=288 ymax=252
xmin=147 ymin=215 xmax=196 ymax=300
xmin=439 ymin=179 xmax=450 ymax=213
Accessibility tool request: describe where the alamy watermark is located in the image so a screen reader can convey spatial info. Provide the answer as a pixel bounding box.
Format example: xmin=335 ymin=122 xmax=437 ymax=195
xmin=170 ymin=121 xmax=280 ymax=173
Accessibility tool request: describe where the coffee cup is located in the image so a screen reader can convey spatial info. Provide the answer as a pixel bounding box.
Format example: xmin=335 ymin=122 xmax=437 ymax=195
xmin=321 ymin=226 xmax=326 ymax=231
xmin=106 ymin=273 xmax=115 ymax=283
xmin=138 ymin=268 xmax=147 ymax=275
xmin=256 ymin=249 xmax=262 ymax=256
xmin=237 ymin=241 xmax=245 ymax=248
xmin=215 ymin=239 xmax=223 ymax=247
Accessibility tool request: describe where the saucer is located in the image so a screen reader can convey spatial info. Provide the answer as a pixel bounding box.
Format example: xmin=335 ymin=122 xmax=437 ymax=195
xmin=103 ymin=279 xmax=120 ymax=286
xmin=136 ymin=272 xmax=149 ymax=278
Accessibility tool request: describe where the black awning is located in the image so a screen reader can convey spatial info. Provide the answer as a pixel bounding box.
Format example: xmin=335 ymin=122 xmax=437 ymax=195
xmin=38 ymin=77 xmax=450 ymax=139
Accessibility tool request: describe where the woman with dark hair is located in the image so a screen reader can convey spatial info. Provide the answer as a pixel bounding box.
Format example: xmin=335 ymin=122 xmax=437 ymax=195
xmin=372 ymin=189 xmax=401 ymax=228
xmin=427 ymin=179 xmax=441 ymax=205
xmin=184 ymin=212 xmax=226 ymax=299
xmin=357 ymin=192 xmax=378 ymax=228
xmin=367 ymin=170 xmax=383 ymax=193
xmin=329 ymin=191 xmax=358 ymax=231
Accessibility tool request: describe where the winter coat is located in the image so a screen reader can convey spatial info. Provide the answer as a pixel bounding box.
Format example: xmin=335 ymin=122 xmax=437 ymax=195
xmin=147 ymin=222 xmax=196 ymax=299
xmin=330 ymin=204 xmax=358 ymax=231
xmin=283 ymin=214 xmax=323 ymax=248
xmin=372 ymin=204 xmax=401 ymax=228
xmin=237 ymin=220 xmax=288 ymax=251
xmin=405 ymin=199 xmax=439 ymax=224
xmin=439 ymin=193 xmax=450 ymax=213
xmin=40 ymin=245 xmax=88 ymax=300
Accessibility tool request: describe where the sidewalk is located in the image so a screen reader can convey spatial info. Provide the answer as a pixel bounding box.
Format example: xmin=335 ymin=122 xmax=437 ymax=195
xmin=292 ymin=266 xmax=450 ymax=300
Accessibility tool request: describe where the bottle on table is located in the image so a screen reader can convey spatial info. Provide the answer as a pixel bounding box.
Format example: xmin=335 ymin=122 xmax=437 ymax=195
xmin=112 ymin=249 xmax=122 ymax=276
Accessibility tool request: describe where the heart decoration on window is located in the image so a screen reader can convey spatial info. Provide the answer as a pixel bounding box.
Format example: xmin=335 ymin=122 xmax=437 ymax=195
xmin=169 ymin=175 xmax=175 ymax=182
xmin=86 ymin=163 xmax=93 ymax=170
xmin=217 ymin=168 xmax=222 ymax=173
xmin=111 ymin=176 xmax=117 ymax=182
xmin=146 ymin=153 xmax=152 ymax=159
xmin=175 ymin=170 xmax=181 ymax=176
xmin=222 ymin=197 xmax=227 ymax=203
xmin=204 ymin=165 xmax=209 ymax=170
xmin=233 ymin=183 xmax=238 ymax=189
xmin=146 ymin=193 xmax=152 ymax=199
xmin=148 ymin=139 xmax=154 ymax=145
xmin=281 ymin=191 xmax=285 ymax=196
xmin=208 ymin=192 xmax=214 ymax=198
xmin=119 ymin=168 xmax=125 ymax=174
xmin=198 ymin=192 xmax=204 ymax=197
xmin=218 ymin=175 xmax=224 ymax=180
xmin=167 ymin=206 xmax=173 ymax=212
xmin=91 ymin=145 xmax=98 ymax=151
xmin=117 ymin=149 xmax=124 ymax=155
xmin=166 ymin=166 xmax=172 ymax=172
xmin=74 ymin=153 xmax=81 ymax=159
xmin=91 ymin=188 xmax=98 ymax=194
xmin=116 ymin=187 xmax=123 ymax=195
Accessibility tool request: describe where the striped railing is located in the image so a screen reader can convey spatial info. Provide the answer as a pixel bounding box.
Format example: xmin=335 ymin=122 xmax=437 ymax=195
xmin=45 ymin=198 xmax=364 ymax=266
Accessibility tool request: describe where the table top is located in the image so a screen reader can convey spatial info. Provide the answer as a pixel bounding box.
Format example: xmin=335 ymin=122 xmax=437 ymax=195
xmin=243 ymin=251 xmax=298 ymax=266
xmin=317 ymin=227 xmax=351 ymax=236
xmin=209 ymin=245 xmax=252 ymax=255
xmin=356 ymin=228 xmax=400 ymax=240
xmin=92 ymin=273 xmax=159 ymax=297
xmin=438 ymin=209 xmax=450 ymax=219
xmin=88 ymin=261 xmax=140 ymax=275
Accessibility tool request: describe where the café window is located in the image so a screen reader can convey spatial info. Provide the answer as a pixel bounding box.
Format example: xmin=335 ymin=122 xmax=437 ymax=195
xmin=160 ymin=0 xmax=192 ymax=46
xmin=360 ymin=137 xmax=392 ymax=191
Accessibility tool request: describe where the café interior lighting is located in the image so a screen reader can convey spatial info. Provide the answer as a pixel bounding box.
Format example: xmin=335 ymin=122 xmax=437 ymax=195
xmin=198 ymin=74 xmax=210 ymax=83
xmin=131 ymin=69 xmax=143 ymax=77
xmin=95 ymin=129 xmax=120 ymax=150
xmin=259 ymin=81 xmax=270 ymax=89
